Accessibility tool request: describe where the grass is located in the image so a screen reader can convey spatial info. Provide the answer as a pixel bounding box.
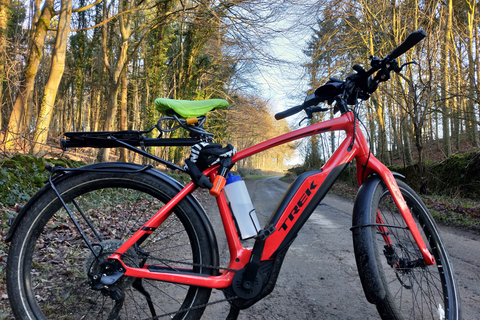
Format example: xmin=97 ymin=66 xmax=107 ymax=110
xmin=330 ymin=180 xmax=480 ymax=231
xmin=423 ymin=194 xmax=480 ymax=230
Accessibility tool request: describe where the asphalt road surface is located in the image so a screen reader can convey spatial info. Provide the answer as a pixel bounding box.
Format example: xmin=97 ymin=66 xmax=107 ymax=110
xmin=201 ymin=177 xmax=480 ymax=320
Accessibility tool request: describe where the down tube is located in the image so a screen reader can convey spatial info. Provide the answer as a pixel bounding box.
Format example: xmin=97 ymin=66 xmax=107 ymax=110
xmin=260 ymin=137 xmax=357 ymax=260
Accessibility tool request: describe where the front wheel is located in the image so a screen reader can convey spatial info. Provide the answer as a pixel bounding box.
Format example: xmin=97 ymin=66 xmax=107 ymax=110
xmin=7 ymin=166 xmax=217 ymax=320
xmin=352 ymin=177 xmax=460 ymax=320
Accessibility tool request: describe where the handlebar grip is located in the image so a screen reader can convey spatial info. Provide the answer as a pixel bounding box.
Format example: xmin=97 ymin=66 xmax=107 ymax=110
xmin=308 ymin=106 xmax=329 ymax=113
xmin=274 ymin=104 xmax=305 ymax=120
xmin=385 ymin=30 xmax=426 ymax=61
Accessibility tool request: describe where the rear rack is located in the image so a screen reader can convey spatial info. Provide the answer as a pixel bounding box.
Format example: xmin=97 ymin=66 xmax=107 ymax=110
xmin=60 ymin=115 xmax=214 ymax=171
xmin=61 ymin=131 xmax=199 ymax=150
xmin=61 ymin=130 xmax=200 ymax=172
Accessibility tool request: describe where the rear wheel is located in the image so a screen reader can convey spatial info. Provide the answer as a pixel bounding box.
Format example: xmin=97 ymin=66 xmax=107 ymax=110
xmin=353 ymin=178 xmax=460 ymax=320
xmin=7 ymin=168 xmax=216 ymax=320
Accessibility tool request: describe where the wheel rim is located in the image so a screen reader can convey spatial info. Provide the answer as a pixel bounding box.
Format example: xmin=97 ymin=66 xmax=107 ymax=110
xmin=22 ymin=182 xmax=206 ymax=319
xmin=375 ymin=190 xmax=450 ymax=320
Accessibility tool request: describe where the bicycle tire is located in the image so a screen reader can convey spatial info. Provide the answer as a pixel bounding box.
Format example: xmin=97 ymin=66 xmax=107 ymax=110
xmin=7 ymin=166 xmax=217 ymax=320
xmin=352 ymin=177 xmax=460 ymax=320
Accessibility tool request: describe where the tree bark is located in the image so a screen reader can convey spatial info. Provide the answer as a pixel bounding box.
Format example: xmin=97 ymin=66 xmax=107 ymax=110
xmin=119 ymin=69 xmax=128 ymax=161
xmin=0 ymin=0 xmax=9 ymax=131
xmin=3 ymin=0 xmax=54 ymax=149
xmin=440 ymin=0 xmax=453 ymax=157
xmin=400 ymin=105 xmax=413 ymax=165
xmin=99 ymin=0 xmax=131 ymax=161
xmin=32 ymin=0 xmax=72 ymax=155
xmin=375 ymin=98 xmax=390 ymax=165
xmin=465 ymin=0 xmax=478 ymax=147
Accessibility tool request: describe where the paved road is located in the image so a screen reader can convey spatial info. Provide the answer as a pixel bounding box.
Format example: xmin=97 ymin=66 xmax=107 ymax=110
xmin=202 ymin=177 xmax=480 ymax=319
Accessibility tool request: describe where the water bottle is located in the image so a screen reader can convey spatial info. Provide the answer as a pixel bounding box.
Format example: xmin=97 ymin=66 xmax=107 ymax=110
xmin=223 ymin=173 xmax=261 ymax=240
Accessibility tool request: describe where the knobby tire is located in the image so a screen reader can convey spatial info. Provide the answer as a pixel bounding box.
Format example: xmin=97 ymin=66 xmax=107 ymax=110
xmin=353 ymin=178 xmax=460 ymax=320
xmin=7 ymin=169 xmax=216 ymax=320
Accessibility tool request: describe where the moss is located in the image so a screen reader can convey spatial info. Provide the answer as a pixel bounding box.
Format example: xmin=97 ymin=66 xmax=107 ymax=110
xmin=0 ymin=155 xmax=85 ymax=208
xmin=317 ymin=151 xmax=480 ymax=200
xmin=386 ymin=150 xmax=480 ymax=199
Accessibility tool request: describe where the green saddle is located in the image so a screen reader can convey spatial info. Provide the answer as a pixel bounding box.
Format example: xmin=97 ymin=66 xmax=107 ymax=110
xmin=154 ymin=98 xmax=229 ymax=118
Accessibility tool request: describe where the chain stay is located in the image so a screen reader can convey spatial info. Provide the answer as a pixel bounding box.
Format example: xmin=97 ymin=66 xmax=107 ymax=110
xmin=121 ymin=256 xmax=240 ymax=319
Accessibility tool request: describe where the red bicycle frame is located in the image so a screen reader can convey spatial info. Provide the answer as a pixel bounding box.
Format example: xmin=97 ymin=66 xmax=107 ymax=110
xmin=108 ymin=110 xmax=435 ymax=289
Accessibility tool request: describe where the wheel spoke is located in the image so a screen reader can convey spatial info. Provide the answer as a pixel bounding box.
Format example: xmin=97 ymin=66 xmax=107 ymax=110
xmin=7 ymin=170 xmax=215 ymax=319
xmin=354 ymin=179 xmax=459 ymax=320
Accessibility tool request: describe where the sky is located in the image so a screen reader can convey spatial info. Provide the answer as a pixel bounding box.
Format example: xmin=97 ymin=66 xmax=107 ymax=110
xmin=248 ymin=1 xmax=323 ymax=114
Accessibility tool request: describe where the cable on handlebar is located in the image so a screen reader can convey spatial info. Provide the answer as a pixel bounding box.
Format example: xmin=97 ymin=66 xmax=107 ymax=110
xmin=275 ymin=30 xmax=427 ymax=120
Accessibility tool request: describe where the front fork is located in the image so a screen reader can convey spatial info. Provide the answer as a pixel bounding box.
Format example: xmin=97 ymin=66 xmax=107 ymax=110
xmin=357 ymin=155 xmax=435 ymax=266
xmin=380 ymin=172 xmax=435 ymax=265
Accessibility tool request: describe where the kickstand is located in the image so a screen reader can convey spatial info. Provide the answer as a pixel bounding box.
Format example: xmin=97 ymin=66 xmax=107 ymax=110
xmin=226 ymin=305 xmax=240 ymax=320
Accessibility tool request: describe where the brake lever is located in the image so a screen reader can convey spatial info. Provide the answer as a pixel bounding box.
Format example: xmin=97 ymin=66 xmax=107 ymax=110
xmin=299 ymin=117 xmax=309 ymax=127
xmin=299 ymin=106 xmax=330 ymax=126
xmin=396 ymin=60 xmax=418 ymax=73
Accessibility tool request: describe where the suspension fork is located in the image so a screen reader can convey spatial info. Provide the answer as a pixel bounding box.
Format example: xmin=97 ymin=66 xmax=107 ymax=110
xmin=381 ymin=171 xmax=435 ymax=265
xmin=356 ymin=154 xmax=435 ymax=266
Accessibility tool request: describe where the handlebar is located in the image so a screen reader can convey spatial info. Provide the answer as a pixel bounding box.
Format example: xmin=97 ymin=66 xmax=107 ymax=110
xmin=274 ymin=30 xmax=426 ymax=120
xmin=383 ymin=30 xmax=426 ymax=63
xmin=274 ymin=104 xmax=304 ymax=120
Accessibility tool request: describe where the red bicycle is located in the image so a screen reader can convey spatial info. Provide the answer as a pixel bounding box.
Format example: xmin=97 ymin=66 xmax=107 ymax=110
xmin=6 ymin=30 xmax=460 ymax=320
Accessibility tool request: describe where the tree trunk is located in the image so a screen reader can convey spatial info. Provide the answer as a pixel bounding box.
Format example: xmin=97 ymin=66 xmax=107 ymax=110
xmin=99 ymin=0 xmax=131 ymax=162
xmin=32 ymin=0 xmax=72 ymax=155
xmin=0 ymin=0 xmax=9 ymax=130
xmin=476 ymin=18 xmax=480 ymax=135
xmin=133 ymin=68 xmax=140 ymax=130
xmin=465 ymin=0 xmax=478 ymax=147
xmin=450 ymin=42 xmax=460 ymax=151
xmin=3 ymin=0 xmax=54 ymax=149
xmin=440 ymin=0 xmax=453 ymax=157
xmin=375 ymin=98 xmax=390 ymax=165
xmin=119 ymin=69 xmax=128 ymax=161
xmin=400 ymin=105 xmax=413 ymax=165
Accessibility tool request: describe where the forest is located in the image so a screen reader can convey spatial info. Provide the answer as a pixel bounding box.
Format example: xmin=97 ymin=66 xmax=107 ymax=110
xmin=0 ymin=0 xmax=479 ymax=174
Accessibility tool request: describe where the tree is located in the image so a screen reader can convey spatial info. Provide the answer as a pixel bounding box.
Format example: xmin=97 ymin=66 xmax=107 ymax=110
xmin=440 ymin=0 xmax=453 ymax=157
xmin=3 ymin=0 xmax=54 ymax=150
xmin=225 ymin=93 xmax=293 ymax=171
xmin=465 ymin=0 xmax=478 ymax=147
xmin=0 ymin=0 xmax=9 ymax=130
xmin=32 ymin=0 xmax=72 ymax=155
xmin=303 ymin=0 xmax=480 ymax=172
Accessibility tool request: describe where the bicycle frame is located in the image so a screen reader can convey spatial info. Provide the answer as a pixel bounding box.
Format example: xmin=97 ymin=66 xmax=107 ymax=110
xmin=108 ymin=110 xmax=435 ymax=289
